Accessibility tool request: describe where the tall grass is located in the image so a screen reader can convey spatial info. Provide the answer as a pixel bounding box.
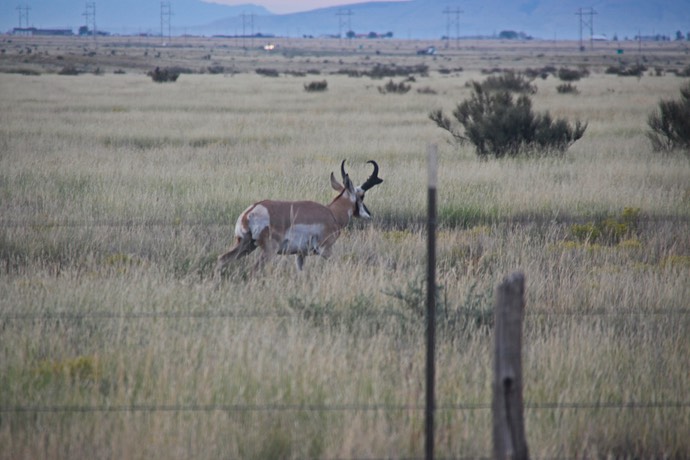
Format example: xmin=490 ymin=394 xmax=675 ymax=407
xmin=1 ymin=55 xmax=689 ymax=459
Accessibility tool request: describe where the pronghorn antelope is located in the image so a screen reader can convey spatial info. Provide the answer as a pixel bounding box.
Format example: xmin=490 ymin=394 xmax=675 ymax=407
xmin=215 ymin=160 xmax=383 ymax=275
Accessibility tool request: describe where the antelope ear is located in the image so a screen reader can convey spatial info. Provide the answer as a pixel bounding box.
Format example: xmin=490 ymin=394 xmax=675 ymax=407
xmin=343 ymin=174 xmax=356 ymax=194
xmin=330 ymin=172 xmax=344 ymax=192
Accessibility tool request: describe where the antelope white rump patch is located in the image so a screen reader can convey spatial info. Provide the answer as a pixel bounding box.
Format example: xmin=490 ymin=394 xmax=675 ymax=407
xmin=235 ymin=204 xmax=270 ymax=239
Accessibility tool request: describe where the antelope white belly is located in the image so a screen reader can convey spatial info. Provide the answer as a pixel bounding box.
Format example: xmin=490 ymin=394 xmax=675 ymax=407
xmin=279 ymin=224 xmax=325 ymax=255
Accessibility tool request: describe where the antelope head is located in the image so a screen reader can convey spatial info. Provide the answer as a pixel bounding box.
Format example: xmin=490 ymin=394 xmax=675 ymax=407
xmin=329 ymin=160 xmax=384 ymax=220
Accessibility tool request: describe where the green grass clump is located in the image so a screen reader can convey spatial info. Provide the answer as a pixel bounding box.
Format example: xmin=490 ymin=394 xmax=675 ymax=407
xmin=570 ymin=207 xmax=641 ymax=245
xmin=33 ymin=356 xmax=103 ymax=389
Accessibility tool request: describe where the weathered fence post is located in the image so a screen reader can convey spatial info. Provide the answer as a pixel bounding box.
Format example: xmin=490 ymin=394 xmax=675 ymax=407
xmin=492 ymin=272 xmax=529 ymax=460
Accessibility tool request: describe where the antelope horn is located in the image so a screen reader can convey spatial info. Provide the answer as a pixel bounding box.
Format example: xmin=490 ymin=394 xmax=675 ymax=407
xmin=360 ymin=160 xmax=384 ymax=191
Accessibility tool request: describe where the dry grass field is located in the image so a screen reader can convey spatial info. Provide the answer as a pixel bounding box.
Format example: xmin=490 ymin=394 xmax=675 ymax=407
xmin=1 ymin=35 xmax=689 ymax=459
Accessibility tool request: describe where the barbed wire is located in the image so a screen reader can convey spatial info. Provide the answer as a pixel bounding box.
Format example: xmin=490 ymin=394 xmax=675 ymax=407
xmin=0 ymin=310 xmax=295 ymax=320
xmin=1 ymin=308 xmax=688 ymax=321
xmin=1 ymin=213 xmax=689 ymax=229
xmin=1 ymin=401 xmax=687 ymax=414
xmin=0 ymin=219 xmax=226 ymax=228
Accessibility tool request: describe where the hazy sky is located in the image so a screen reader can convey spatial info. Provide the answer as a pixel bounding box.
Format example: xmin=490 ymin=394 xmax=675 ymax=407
xmin=205 ymin=0 xmax=404 ymax=15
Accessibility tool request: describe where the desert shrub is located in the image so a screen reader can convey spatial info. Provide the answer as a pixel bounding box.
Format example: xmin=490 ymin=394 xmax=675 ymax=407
xmin=206 ymin=65 xmax=225 ymax=74
xmin=481 ymin=67 xmax=505 ymax=75
xmin=378 ymin=79 xmax=411 ymax=94
xmin=556 ymin=83 xmax=579 ymax=94
xmin=674 ymin=64 xmax=690 ymax=77
xmin=416 ymin=86 xmax=437 ymax=95
xmin=304 ymin=80 xmax=328 ymax=92
xmin=477 ymin=71 xmax=537 ymax=94
xmin=558 ymin=67 xmax=589 ymax=81
xmin=523 ymin=65 xmax=557 ymax=80
xmin=385 ymin=277 xmax=492 ymax=335
xmin=430 ymin=81 xmax=587 ymax=158
xmin=58 ymin=65 xmax=80 ymax=76
xmin=2 ymin=68 xmax=41 ymax=75
xmin=256 ymin=68 xmax=280 ymax=77
xmin=368 ymin=63 xmax=428 ymax=78
xmin=605 ymin=64 xmax=647 ymax=77
xmin=147 ymin=66 xmax=179 ymax=82
xmin=333 ymin=68 xmax=362 ymax=77
xmin=438 ymin=67 xmax=463 ymax=75
xmin=647 ymin=82 xmax=690 ymax=152
xmin=285 ymin=70 xmax=306 ymax=77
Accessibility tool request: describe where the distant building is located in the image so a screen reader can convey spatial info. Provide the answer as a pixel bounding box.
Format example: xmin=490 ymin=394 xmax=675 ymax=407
xmin=13 ymin=27 xmax=73 ymax=36
xmin=417 ymin=46 xmax=436 ymax=55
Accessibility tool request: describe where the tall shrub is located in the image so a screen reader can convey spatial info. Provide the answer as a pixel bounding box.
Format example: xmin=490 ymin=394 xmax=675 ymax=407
xmin=647 ymin=82 xmax=690 ymax=152
xmin=430 ymin=81 xmax=587 ymax=158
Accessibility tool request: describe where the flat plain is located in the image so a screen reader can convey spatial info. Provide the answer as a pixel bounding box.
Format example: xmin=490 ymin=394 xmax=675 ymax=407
xmin=1 ymin=35 xmax=689 ymax=459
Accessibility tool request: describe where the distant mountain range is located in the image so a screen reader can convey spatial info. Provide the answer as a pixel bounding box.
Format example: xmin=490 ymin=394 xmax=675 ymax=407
xmin=2 ymin=0 xmax=689 ymax=40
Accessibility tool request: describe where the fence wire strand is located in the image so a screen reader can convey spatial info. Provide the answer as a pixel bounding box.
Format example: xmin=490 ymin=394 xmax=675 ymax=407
xmin=1 ymin=308 xmax=688 ymax=321
xmin=1 ymin=401 xmax=688 ymax=414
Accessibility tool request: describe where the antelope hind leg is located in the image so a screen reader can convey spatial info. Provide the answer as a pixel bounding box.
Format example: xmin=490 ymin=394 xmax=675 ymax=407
xmin=215 ymin=235 xmax=256 ymax=277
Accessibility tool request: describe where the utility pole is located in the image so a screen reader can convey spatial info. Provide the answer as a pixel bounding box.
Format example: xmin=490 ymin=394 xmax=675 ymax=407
xmin=442 ymin=6 xmax=462 ymax=49
xmin=16 ymin=4 xmax=30 ymax=28
xmin=575 ymin=7 xmax=597 ymax=51
xmin=160 ymin=1 xmax=172 ymax=43
xmin=241 ymin=12 xmax=254 ymax=49
xmin=336 ymin=8 xmax=353 ymax=44
xmin=83 ymin=2 xmax=96 ymax=42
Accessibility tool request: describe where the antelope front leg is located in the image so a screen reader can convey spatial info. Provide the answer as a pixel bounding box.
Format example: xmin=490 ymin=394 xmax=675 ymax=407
xmin=295 ymin=254 xmax=305 ymax=271
xmin=250 ymin=237 xmax=278 ymax=273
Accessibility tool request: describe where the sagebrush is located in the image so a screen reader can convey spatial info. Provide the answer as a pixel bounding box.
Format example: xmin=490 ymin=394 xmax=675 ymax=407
xmin=647 ymin=82 xmax=690 ymax=152
xmin=430 ymin=81 xmax=587 ymax=157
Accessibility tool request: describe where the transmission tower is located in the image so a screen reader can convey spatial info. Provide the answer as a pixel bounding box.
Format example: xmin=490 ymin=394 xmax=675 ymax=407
xmin=161 ymin=2 xmax=172 ymax=42
xmin=16 ymin=4 xmax=30 ymax=28
xmin=241 ymin=12 xmax=254 ymax=49
xmin=336 ymin=9 xmax=353 ymax=43
xmin=442 ymin=6 xmax=463 ymax=49
xmin=576 ymin=7 xmax=597 ymax=51
xmin=83 ymin=2 xmax=96 ymax=40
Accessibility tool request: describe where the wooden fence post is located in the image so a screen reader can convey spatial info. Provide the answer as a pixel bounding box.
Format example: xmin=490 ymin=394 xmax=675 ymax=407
xmin=492 ymin=272 xmax=529 ymax=460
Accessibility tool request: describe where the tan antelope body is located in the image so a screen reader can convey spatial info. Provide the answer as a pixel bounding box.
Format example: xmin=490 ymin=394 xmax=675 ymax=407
xmin=215 ymin=160 xmax=383 ymax=275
